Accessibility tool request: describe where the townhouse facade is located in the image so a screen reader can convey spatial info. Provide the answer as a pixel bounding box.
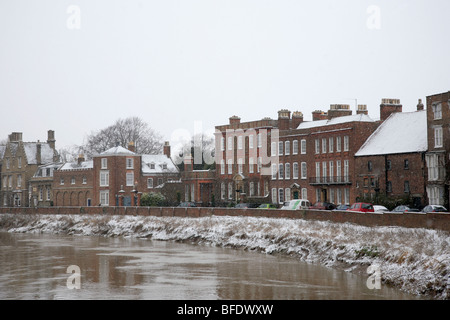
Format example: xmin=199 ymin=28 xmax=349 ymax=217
xmin=425 ymin=91 xmax=450 ymax=208
xmin=0 ymin=130 xmax=59 ymax=207
xmin=355 ymin=101 xmax=428 ymax=207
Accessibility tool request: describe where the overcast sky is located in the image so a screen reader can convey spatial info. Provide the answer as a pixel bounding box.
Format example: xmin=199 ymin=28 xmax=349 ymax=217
xmin=0 ymin=0 xmax=449 ymax=153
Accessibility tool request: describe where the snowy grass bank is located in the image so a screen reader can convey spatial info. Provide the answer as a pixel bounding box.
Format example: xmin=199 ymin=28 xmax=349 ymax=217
xmin=0 ymin=213 xmax=448 ymax=299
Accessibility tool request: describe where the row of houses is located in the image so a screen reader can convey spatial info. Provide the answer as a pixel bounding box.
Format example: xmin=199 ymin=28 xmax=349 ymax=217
xmin=1 ymin=90 xmax=449 ymax=209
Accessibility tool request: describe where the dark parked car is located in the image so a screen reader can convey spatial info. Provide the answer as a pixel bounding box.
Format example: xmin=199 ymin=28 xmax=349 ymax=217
xmin=311 ymin=202 xmax=336 ymax=210
xmin=391 ymin=205 xmax=420 ymax=213
xmin=333 ymin=204 xmax=350 ymax=211
xmin=421 ymin=205 xmax=448 ymax=213
xmin=178 ymin=202 xmax=197 ymax=207
xmin=235 ymin=203 xmax=260 ymax=209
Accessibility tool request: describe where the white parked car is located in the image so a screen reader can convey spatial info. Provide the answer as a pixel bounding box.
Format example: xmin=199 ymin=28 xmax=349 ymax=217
xmin=281 ymin=199 xmax=310 ymax=210
xmin=421 ymin=205 xmax=448 ymax=213
xmin=373 ymin=205 xmax=388 ymax=214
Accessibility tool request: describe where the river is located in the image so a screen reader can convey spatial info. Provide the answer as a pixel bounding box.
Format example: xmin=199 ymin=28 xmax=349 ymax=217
xmin=0 ymin=231 xmax=422 ymax=300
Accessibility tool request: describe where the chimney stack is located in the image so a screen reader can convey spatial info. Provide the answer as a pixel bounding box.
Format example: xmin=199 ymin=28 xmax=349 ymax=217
xmin=47 ymin=130 xmax=56 ymax=150
xmin=380 ymin=98 xmax=402 ymax=121
xmin=127 ymin=141 xmax=135 ymax=153
xmin=77 ymin=154 xmax=85 ymax=166
xmin=184 ymin=154 xmax=193 ymax=172
xmin=36 ymin=141 xmax=42 ymax=165
xmin=356 ymin=105 xmax=368 ymax=115
xmin=229 ymin=115 xmax=241 ymax=128
xmin=163 ymin=141 xmax=171 ymax=158
xmin=312 ymin=110 xmax=328 ymax=121
xmin=291 ymin=111 xmax=304 ymax=128
xmin=8 ymin=132 xmax=23 ymax=142
xmin=328 ymin=104 xmax=352 ymax=119
xmin=277 ymin=109 xmax=291 ymax=130
xmin=417 ymin=99 xmax=424 ymax=111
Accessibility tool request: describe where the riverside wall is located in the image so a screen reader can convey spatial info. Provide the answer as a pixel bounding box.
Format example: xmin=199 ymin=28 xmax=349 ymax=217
xmin=0 ymin=206 xmax=449 ymax=232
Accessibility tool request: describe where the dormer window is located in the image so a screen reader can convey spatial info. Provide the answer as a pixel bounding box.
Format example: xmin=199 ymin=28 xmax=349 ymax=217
xmin=150 ymin=163 xmax=155 ymax=170
xmin=162 ymin=163 xmax=167 ymax=170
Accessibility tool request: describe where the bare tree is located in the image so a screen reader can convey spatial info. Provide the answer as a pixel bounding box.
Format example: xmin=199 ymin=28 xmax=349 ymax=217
xmin=80 ymin=117 xmax=164 ymax=158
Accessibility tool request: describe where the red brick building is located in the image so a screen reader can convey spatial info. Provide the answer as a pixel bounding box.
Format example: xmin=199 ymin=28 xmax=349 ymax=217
xmin=355 ymin=100 xmax=428 ymax=207
xmin=425 ymin=91 xmax=450 ymax=207
xmin=53 ymin=155 xmax=94 ymax=206
xmin=274 ymin=104 xmax=379 ymax=206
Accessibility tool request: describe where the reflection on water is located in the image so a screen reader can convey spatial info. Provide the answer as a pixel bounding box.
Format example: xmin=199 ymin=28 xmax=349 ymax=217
xmin=0 ymin=232 xmax=421 ymax=300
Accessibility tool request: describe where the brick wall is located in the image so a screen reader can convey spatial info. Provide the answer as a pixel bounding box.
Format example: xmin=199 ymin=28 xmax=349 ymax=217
xmin=0 ymin=206 xmax=449 ymax=232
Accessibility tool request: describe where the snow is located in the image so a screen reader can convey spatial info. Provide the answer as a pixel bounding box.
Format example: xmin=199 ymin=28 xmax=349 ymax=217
xmin=98 ymin=145 xmax=136 ymax=156
xmin=0 ymin=213 xmax=448 ymax=299
xmin=59 ymin=160 xmax=93 ymax=171
xmin=355 ymin=111 xmax=427 ymax=156
xmin=297 ymin=114 xmax=375 ymax=130
xmin=141 ymin=154 xmax=179 ymax=174
xmin=23 ymin=142 xmax=55 ymax=164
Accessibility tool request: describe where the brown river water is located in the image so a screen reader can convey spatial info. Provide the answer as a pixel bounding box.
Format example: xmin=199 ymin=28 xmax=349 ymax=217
xmin=0 ymin=231 xmax=421 ymax=300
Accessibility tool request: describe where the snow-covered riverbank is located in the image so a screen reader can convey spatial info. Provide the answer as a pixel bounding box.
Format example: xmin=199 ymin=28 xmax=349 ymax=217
xmin=0 ymin=213 xmax=448 ymax=299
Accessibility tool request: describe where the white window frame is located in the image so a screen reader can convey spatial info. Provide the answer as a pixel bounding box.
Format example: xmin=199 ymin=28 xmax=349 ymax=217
xmin=301 ymin=162 xmax=307 ymax=179
xmin=249 ymin=135 xmax=254 ymax=149
xmin=147 ymin=178 xmax=153 ymax=188
xmin=300 ymin=139 xmax=306 ymax=154
xmin=100 ymin=190 xmax=109 ymax=206
xmin=100 ymin=170 xmax=109 ymax=187
xmin=285 ymin=141 xmax=290 ymax=155
xmin=101 ymin=158 xmax=108 ymax=169
xmin=344 ymin=136 xmax=349 ymax=152
xmin=285 ymin=163 xmax=290 ymax=179
xmin=126 ymin=172 xmax=134 ymax=186
xmin=126 ymin=158 xmax=134 ymax=169
xmin=336 ymin=136 xmax=341 ymax=152
xmin=293 ymin=140 xmax=299 ymax=155
xmin=322 ymin=138 xmax=327 ymax=154
xmin=434 ymin=127 xmax=443 ymax=148
xmin=293 ymin=162 xmax=299 ymax=179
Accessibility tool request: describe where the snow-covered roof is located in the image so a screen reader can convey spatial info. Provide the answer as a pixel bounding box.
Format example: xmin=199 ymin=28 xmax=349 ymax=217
xmin=0 ymin=145 xmax=6 ymax=159
xmin=355 ymin=111 xmax=427 ymax=157
xmin=98 ymin=145 xmax=136 ymax=156
xmin=59 ymin=160 xmax=94 ymax=171
xmin=23 ymin=142 xmax=56 ymax=164
xmin=297 ymin=114 xmax=375 ymax=129
xmin=141 ymin=154 xmax=179 ymax=174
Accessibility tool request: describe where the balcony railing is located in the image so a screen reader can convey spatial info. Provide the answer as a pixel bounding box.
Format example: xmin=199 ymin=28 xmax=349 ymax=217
xmin=309 ymin=176 xmax=351 ymax=185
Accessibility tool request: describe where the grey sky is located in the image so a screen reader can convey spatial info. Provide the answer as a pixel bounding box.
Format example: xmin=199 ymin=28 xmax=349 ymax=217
xmin=0 ymin=0 xmax=449 ymax=152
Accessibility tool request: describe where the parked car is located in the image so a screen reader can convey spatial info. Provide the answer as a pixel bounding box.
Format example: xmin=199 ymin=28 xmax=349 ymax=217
xmin=333 ymin=204 xmax=350 ymax=211
xmin=373 ymin=205 xmax=389 ymax=213
xmin=347 ymin=202 xmax=374 ymax=213
xmin=234 ymin=203 xmax=260 ymax=209
xmin=178 ymin=202 xmax=197 ymax=207
xmin=391 ymin=205 xmax=420 ymax=213
xmin=258 ymin=203 xmax=278 ymax=209
xmin=311 ymin=202 xmax=336 ymax=210
xmin=421 ymin=205 xmax=448 ymax=213
xmin=280 ymin=199 xmax=310 ymax=210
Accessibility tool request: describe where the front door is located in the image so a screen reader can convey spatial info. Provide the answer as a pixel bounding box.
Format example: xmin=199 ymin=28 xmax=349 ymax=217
xmin=293 ymin=191 xmax=299 ymax=199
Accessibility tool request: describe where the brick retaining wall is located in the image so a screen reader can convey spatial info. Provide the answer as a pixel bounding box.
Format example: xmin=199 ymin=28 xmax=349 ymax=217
xmin=0 ymin=206 xmax=449 ymax=232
